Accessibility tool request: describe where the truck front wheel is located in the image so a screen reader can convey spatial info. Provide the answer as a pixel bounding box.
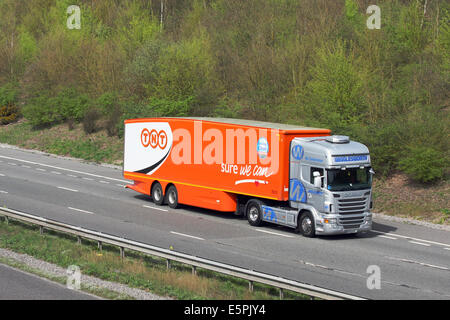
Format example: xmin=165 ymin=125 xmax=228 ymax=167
xmin=298 ymin=212 xmax=315 ymax=238
xmin=151 ymin=182 xmax=164 ymax=205
xmin=246 ymin=199 xmax=263 ymax=227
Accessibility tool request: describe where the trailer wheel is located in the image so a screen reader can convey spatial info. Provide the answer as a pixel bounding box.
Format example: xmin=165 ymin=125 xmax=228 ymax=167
xmin=298 ymin=212 xmax=315 ymax=238
xmin=246 ymin=199 xmax=263 ymax=227
xmin=151 ymin=182 xmax=164 ymax=205
xmin=165 ymin=185 xmax=178 ymax=209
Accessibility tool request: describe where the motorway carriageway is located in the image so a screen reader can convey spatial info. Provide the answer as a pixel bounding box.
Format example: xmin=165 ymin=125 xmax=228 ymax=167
xmin=0 ymin=145 xmax=449 ymax=300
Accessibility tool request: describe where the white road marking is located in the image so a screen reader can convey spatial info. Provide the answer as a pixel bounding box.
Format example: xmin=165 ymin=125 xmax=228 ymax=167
xmin=0 ymin=155 xmax=129 ymax=183
xmin=170 ymin=231 xmax=205 ymax=241
xmin=36 ymin=168 xmax=46 ymax=172
xmin=0 ymin=173 xmax=5 ymax=177
xmin=302 ymin=261 xmax=331 ymax=270
xmin=255 ymin=229 xmax=294 ymax=238
xmin=0 ymin=190 xmax=8 ymax=194
xmin=386 ymin=256 xmax=449 ymax=271
xmin=409 ymin=241 xmax=431 ymax=247
xmin=379 ymin=235 xmax=397 ymax=240
xmin=57 ymin=186 xmax=78 ymax=192
xmin=68 ymin=207 xmax=94 ymax=215
xmin=51 ymin=171 xmax=62 ymax=175
xmin=99 ymin=181 xmax=110 ymax=184
xmin=21 ymin=165 xmax=31 ymax=168
xmin=82 ymin=177 xmax=94 ymax=181
xmin=67 ymin=174 xmax=77 ymax=178
xmin=8 ymin=163 xmax=16 ymax=166
xmin=143 ymin=205 xmax=168 ymax=212
xmin=371 ymin=230 xmax=450 ymax=248
xmin=297 ymin=260 xmax=363 ymax=278
xmin=445 ymin=248 xmax=450 ymax=251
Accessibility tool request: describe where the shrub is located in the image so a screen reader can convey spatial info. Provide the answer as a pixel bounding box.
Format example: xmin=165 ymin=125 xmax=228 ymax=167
xmin=149 ymin=96 xmax=193 ymax=117
xmin=95 ymin=92 xmax=123 ymax=137
xmin=22 ymin=88 xmax=91 ymax=128
xmin=298 ymin=40 xmax=367 ymax=132
xmin=212 ymin=97 xmax=244 ymax=118
xmin=0 ymin=104 xmax=19 ymax=125
xmin=22 ymin=94 xmax=62 ymax=128
xmin=398 ymin=146 xmax=447 ymax=183
xmin=0 ymin=83 xmax=18 ymax=106
xmin=56 ymin=88 xmax=90 ymax=124
xmin=82 ymin=108 xmax=101 ymax=134
xmin=105 ymin=107 xmax=122 ymax=137
xmin=96 ymin=92 xmax=120 ymax=116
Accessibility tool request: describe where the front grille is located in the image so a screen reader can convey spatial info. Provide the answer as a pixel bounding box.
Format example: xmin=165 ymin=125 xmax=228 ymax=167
xmin=337 ymin=196 xmax=368 ymax=229
xmin=338 ymin=197 xmax=367 ymax=215
xmin=338 ymin=216 xmax=365 ymax=228
xmin=343 ymin=224 xmax=362 ymax=230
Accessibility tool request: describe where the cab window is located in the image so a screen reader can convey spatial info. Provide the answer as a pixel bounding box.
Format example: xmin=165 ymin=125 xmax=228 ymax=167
xmin=310 ymin=167 xmax=324 ymax=187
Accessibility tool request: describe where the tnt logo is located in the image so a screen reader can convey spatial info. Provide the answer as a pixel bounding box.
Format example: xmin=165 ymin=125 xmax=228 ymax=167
xmin=141 ymin=128 xmax=167 ymax=149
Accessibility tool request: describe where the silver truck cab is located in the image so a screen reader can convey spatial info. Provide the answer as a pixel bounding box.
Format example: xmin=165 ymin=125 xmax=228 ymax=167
xmin=289 ymin=135 xmax=373 ymax=236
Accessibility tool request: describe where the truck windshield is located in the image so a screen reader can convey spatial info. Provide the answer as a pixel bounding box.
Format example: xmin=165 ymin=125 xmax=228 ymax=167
xmin=327 ymin=168 xmax=372 ymax=191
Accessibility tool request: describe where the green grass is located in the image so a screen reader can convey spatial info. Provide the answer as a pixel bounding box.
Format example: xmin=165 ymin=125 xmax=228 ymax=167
xmin=0 ymin=121 xmax=123 ymax=165
xmin=0 ymin=218 xmax=311 ymax=300
xmin=46 ymin=139 xmax=116 ymax=163
xmin=0 ymin=122 xmax=35 ymax=146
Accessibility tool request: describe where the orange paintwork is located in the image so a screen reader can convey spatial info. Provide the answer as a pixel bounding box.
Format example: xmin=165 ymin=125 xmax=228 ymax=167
xmin=124 ymin=118 xmax=330 ymax=212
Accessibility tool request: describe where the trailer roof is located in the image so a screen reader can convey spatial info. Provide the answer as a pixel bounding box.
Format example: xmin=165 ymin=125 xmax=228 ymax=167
xmin=129 ymin=117 xmax=329 ymax=132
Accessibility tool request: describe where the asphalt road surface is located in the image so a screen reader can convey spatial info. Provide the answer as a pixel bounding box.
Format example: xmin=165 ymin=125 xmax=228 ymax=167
xmin=0 ymin=145 xmax=449 ymax=300
xmin=0 ymin=263 xmax=97 ymax=300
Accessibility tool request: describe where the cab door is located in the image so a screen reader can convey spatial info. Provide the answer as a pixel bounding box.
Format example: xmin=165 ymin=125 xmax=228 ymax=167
xmin=289 ymin=142 xmax=307 ymax=206
xmin=306 ymin=166 xmax=326 ymax=211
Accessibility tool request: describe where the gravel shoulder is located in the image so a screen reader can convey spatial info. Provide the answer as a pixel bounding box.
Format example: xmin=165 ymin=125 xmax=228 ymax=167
xmin=373 ymin=212 xmax=450 ymax=232
xmin=0 ymin=247 xmax=170 ymax=300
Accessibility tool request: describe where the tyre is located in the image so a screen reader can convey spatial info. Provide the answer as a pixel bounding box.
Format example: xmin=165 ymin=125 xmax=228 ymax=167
xmin=298 ymin=211 xmax=315 ymax=238
xmin=246 ymin=199 xmax=263 ymax=227
xmin=151 ymin=182 xmax=164 ymax=205
xmin=165 ymin=185 xmax=179 ymax=209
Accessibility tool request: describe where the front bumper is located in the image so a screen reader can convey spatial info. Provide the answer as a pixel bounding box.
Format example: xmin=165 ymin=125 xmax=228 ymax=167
xmin=315 ymin=214 xmax=372 ymax=235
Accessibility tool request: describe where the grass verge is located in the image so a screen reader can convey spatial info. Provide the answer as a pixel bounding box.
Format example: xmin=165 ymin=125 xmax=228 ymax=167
xmin=372 ymin=174 xmax=450 ymax=225
xmin=0 ymin=121 xmax=123 ymax=165
xmin=0 ymin=218 xmax=311 ymax=300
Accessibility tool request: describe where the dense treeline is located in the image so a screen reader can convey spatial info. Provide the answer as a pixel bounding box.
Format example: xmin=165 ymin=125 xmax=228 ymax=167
xmin=0 ymin=0 xmax=448 ymax=182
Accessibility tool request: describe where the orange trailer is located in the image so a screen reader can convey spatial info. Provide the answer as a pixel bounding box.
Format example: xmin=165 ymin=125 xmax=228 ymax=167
xmin=123 ymin=117 xmax=330 ymax=213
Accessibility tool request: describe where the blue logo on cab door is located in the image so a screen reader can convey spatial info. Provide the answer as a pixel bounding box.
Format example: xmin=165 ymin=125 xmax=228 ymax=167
xmin=289 ymin=179 xmax=307 ymax=203
xmin=292 ymin=145 xmax=304 ymax=160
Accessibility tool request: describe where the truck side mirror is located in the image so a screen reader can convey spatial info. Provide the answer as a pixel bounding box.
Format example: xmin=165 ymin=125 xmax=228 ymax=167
xmin=313 ymin=171 xmax=322 ymax=188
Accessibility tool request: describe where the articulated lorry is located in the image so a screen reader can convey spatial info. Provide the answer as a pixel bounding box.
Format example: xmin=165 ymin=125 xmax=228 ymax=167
xmin=124 ymin=117 xmax=373 ymax=237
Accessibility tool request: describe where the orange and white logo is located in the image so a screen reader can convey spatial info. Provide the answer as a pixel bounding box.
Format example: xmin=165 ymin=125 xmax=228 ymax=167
xmin=141 ymin=129 xmax=168 ymax=149
xmin=125 ymin=122 xmax=173 ymax=175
